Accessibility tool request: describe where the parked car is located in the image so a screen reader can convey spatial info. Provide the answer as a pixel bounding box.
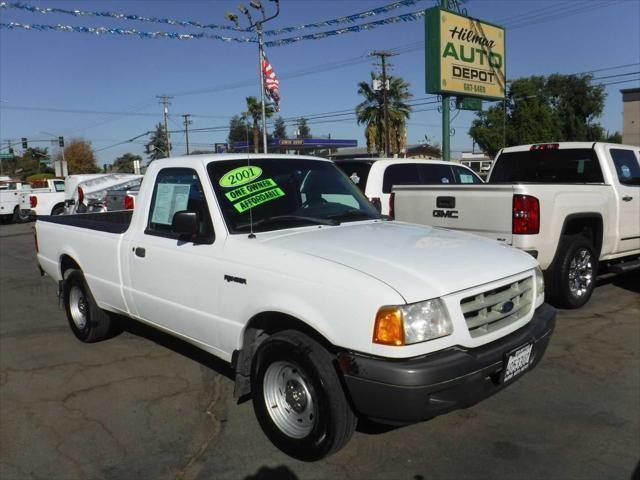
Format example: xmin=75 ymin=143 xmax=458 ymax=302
xmin=393 ymin=142 xmax=640 ymax=308
xmin=0 ymin=180 xmax=61 ymax=222
xmin=64 ymin=174 xmax=143 ymax=214
xmin=18 ymin=178 xmax=66 ymax=219
xmin=334 ymin=158 xmax=483 ymax=215
xmin=35 ymin=154 xmax=555 ymax=460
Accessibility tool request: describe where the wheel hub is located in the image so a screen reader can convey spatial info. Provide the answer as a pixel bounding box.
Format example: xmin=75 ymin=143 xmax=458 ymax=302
xmin=568 ymin=248 xmax=593 ymax=298
xmin=285 ymin=380 xmax=308 ymax=413
xmin=263 ymin=361 xmax=317 ymax=438
xmin=69 ymin=286 xmax=88 ymax=330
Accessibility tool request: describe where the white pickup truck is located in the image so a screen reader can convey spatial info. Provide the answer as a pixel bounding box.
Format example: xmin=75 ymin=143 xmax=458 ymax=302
xmin=18 ymin=178 xmax=66 ymax=219
xmin=0 ymin=180 xmax=36 ymax=222
xmin=36 ymin=154 xmax=555 ymax=460
xmin=394 ymin=142 xmax=640 ymax=308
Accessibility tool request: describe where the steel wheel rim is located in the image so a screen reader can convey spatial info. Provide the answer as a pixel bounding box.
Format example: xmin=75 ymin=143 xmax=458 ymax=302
xmin=263 ymin=360 xmax=317 ymax=438
xmin=568 ymin=248 xmax=593 ymax=298
xmin=69 ymin=286 xmax=88 ymax=330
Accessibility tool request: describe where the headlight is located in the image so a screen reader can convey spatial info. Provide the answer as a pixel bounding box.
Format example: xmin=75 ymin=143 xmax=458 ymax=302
xmin=534 ymin=266 xmax=545 ymax=302
xmin=373 ymin=298 xmax=452 ymax=346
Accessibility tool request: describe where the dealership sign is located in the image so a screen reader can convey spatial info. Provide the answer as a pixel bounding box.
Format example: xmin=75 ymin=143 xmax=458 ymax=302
xmin=425 ymin=7 xmax=505 ymax=100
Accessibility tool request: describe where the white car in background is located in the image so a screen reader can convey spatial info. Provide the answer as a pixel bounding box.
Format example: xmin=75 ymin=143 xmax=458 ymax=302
xmin=334 ymin=158 xmax=483 ymax=216
xmin=19 ymin=178 xmax=66 ymax=218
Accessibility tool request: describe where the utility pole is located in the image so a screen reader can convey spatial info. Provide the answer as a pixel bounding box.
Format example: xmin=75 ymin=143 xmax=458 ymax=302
xmin=182 ymin=114 xmax=192 ymax=155
xmin=371 ymin=51 xmax=396 ymax=157
xmin=157 ymin=95 xmax=173 ymax=157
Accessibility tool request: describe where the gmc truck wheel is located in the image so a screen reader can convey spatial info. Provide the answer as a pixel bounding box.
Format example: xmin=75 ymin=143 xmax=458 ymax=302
xmin=552 ymin=235 xmax=598 ymax=309
xmin=63 ymin=270 xmax=116 ymax=342
xmin=250 ymin=330 xmax=357 ymax=461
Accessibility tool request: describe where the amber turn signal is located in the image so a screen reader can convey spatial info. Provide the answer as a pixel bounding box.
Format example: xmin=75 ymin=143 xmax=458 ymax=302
xmin=373 ymin=307 xmax=405 ymax=346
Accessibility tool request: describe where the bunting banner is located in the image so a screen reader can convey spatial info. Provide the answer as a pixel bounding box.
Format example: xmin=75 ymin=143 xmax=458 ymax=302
xmin=264 ymin=10 xmax=427 ymax=47
xmin=262 ymin=0 xmax=428 ymax=36
xmin=0 ymin=1 xmax=242 ymax=31
xmin=0 ymin=21 xmax=256 ymax=43
xmin=0 ymin=0 xmax=428 ymax=36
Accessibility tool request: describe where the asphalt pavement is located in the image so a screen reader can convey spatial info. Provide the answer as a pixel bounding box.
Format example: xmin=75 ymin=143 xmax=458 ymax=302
xmin=1 ymin=222 xmax=639 ymax=480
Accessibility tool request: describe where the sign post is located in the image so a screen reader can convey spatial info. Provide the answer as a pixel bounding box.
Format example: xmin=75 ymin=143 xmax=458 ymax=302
xmin=426 ymin=4 xmax=505 ymax=160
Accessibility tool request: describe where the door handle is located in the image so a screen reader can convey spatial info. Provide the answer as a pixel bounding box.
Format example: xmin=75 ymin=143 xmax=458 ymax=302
xmin=134 ymin=247 xmax=146 ymax=258
xmin=622 ymin=196 xmax=633 ymax=202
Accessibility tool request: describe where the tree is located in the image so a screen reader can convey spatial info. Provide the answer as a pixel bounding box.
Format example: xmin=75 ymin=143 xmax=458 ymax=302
xmin=146 ymin=123 xmax=169 ymax=162
xmin=273 ymin=116 xmax=287 ymax=139
xmin=227 ymin=115 xmax=250 ymax=147
xmin=17 ymin=147 xmax=51 ymax=179
xmin=112 ymin=153 xmax=142 ymax=173
xmin=469 ymin=74 xmax=608 ymax=157
xmin=356 ymin=72 xmax=412 ymax=156
xmin=296 ymin=118 xmax=311 ymax=139
xmin=53 ymin=139 xmax=99 ymax=174
xmin=604 ymin=131 xmax=622 ymax=143
xmin=245 ymin=96 xmax=275 ymax=153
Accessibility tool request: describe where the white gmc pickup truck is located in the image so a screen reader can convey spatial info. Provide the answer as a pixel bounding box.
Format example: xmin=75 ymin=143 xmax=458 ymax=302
xmin=394 ymin=143 xmax=640 ymax=308
xmin=36 ymin=154 xmax=555 ymax=460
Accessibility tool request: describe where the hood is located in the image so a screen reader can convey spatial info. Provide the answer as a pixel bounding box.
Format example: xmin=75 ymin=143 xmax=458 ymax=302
xmin=259 ymin=221 xmax=538 ymax=303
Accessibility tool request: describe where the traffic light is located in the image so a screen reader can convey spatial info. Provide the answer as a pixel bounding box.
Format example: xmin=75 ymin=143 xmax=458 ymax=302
xmin=58 ymin=136 xmax=64 ymax=148
xmin=21 ymin=137 xmax=28 ymax=149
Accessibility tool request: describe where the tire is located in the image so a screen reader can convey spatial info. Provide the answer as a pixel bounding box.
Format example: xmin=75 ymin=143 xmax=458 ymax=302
xmin=62 ymin=269 xmax=115 ymax=342
xmin=51 ymin=205 xmax=65 ymax=216
xmin=12 ymin=206 xmax=29 ymax=223
xmin=549 ymin=235 xmax=598 ymax=309
xmin=250 ymin=330 xmax=357 ymax=461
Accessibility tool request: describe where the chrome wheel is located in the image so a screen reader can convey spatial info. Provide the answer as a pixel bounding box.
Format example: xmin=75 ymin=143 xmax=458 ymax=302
xmin=568 ymin=248 xmax=593 ymax=298
xmin=69 ymin=286 xmax=88 ymax=330
xmin=263 ymin=361 xmax=317 ymax=438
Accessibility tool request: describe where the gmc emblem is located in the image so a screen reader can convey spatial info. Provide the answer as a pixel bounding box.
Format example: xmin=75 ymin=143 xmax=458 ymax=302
xmin=433 ymin=209 xmax=459 ymax=219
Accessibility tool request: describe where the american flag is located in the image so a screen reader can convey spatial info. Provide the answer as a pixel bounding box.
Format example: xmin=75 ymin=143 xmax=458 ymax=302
xmin=262 ymin=55 xmax=281 ymax=112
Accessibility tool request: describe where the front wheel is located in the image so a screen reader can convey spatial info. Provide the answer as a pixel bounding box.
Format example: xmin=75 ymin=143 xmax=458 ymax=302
xmin=550 ymin=235 xmax=598 ymax=309
xmin=250 ymin=330 xmax=357 ymax=461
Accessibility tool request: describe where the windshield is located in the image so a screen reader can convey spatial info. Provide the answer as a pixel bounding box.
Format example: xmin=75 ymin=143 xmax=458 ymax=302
xmin=208 ymin=158 xmax=380 ymax=233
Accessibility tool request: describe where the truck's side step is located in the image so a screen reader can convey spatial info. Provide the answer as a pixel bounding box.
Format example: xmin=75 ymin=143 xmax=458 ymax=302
xmin=607 ymin=258 xmax=640 ymax=274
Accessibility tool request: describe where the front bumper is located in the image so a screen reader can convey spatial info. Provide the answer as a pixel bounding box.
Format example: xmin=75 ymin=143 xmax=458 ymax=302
xmin=339 ymin=303 xmax=556 ymax=424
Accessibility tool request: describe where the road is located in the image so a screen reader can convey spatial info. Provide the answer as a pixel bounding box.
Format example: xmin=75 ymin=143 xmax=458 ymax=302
xmin=1 ymin=222 xmax=639 ymax=480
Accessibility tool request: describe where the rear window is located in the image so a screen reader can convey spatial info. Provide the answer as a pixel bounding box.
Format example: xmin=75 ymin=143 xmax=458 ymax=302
xmin=610 ymin=149 xmax=640 ymax=186
xmin=335 ymin=161 xmax=373 ymax=193
xmin=490 ymin=148 xmax=603 ymax=183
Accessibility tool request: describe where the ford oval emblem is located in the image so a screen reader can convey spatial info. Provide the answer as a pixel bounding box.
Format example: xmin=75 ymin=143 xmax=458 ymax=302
xmin=501 ymin=301 xmax=515 ymax=314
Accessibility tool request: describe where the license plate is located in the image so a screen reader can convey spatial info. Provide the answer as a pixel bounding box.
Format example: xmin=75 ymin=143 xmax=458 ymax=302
xmin=501 ymin=343 xmax=533 ymax=383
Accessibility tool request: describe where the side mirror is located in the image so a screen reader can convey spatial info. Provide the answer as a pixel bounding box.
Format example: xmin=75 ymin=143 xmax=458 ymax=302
xmin=172 ymin=210 xmax=199 ymax=237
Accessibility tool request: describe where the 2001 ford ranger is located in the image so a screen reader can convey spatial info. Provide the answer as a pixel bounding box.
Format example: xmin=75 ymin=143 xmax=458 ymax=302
xmin=35 ymin=154 xmax=555 ymax=460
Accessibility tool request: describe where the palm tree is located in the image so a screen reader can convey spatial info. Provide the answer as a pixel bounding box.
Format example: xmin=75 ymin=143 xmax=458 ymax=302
xmin=245 ymin=96 xmax=275 ymax=153
xmin=356 ymin=73 xmax=412 ymax=156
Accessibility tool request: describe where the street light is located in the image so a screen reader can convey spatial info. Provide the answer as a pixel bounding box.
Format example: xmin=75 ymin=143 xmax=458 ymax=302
xmin=226 ymin=0 xmax=280 ymax=154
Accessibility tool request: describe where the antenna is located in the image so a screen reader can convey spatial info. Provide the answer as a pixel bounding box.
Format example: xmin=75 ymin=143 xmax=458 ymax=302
xmin=243 ymin=112 xmax=256 ymax=239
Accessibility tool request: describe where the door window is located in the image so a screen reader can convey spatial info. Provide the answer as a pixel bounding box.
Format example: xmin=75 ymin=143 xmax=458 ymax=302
xmin=610 ymin=149 xmax=640 ymax=186
xmin=452 ymin=166 xmax=483 ymax=184
xmin=382 ymin=164 xmax=421 ymax=193
xmin=146 ymin=168 xmax=214 ymax=242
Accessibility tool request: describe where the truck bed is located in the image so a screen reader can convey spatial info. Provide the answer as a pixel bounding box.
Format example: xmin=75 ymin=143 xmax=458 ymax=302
xmin=38 ymin=210 xmax=133 ymax=234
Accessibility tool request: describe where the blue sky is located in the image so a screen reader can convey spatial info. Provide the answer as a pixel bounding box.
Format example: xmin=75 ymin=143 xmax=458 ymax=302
xmin=1 ymin=0 xmax=639 ymax=165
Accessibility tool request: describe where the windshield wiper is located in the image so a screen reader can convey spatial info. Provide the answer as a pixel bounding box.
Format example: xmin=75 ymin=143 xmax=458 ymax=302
xmin=237 ymin=215 xmax=339 ymax=230
xmin=327 ymin=209 xmax=379 ymax=221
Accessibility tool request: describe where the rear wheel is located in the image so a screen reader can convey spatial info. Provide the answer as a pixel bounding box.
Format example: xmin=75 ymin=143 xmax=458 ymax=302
xmin=250 ymin=330 xmax=357 ymax=461
xmin=51 ymin=205 xmax=65 ymax=216
xmin=12 ymin=206 xmax=30 ymax=223
xmin=549 ymin=235 xmax=598 ymax=309
xmin=63 ymin=269 xmax=116 ymax=342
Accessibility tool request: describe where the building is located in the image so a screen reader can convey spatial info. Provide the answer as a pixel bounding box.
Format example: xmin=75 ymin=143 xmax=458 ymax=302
xmin=328 ymin=144 xmax=441 ymax=160
xmin=621 ymin=88 xmax=640 ymax=146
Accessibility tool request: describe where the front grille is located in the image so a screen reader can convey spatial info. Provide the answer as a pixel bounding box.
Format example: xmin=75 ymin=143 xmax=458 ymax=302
xmin=460 ymin=277 xmax=533 ymax=337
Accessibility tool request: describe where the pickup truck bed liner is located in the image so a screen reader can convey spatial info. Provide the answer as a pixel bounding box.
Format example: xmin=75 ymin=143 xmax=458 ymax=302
xmin=39 ymin=210 xmax=133 ymax=234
